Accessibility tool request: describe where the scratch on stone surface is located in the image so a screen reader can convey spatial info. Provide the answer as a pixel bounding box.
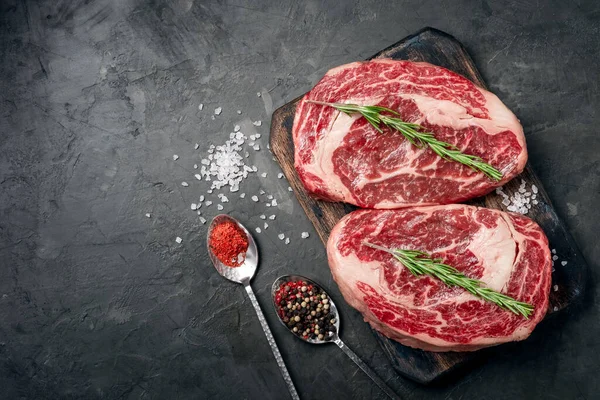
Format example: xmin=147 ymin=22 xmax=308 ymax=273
xmin=488 ymin=33 xmax=522 ymax=64
xmin=72 ymin=152 xmax=82 ymax=170
xmin=37 ymin=57 xmax=48 ymax=78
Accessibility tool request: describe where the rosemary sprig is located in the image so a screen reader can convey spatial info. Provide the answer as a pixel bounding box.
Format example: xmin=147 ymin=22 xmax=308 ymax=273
xmin=363 ymin=241 xmax=534 ymax=318
xmin=306 ymin=100 xmax=502 ymax=181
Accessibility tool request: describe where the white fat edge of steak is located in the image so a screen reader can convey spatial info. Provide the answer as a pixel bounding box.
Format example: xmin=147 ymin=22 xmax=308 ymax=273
xmin=302 ymin=98 xmax=375 ymax=202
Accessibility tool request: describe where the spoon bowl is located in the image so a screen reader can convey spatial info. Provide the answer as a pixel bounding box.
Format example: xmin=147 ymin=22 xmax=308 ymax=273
xmin=207 ymin=214 xmax=258 ymax=284
xmin=271 ymin=275 xmax=340 ymax=344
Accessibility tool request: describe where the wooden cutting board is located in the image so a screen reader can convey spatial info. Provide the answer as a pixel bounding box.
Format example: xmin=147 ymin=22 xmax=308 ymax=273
xmin=269 ymin=27 xmax=587 ymax=384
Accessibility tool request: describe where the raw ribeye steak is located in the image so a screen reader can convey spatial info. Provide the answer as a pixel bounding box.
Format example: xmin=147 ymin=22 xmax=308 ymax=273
xmin=327 ymin=205 xmax=551 ymax=352
xmin=293 ymin=59 xmax=527 ymax=208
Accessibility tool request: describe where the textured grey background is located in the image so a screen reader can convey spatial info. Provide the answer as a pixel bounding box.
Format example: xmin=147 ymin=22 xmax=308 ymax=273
xmin=0 ymin=0 xmax=598 ymax=399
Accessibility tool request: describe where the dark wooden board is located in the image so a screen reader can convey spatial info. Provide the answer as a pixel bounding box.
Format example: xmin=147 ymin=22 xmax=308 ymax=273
xmin=269 ymin=27 xmax=587 ymax=384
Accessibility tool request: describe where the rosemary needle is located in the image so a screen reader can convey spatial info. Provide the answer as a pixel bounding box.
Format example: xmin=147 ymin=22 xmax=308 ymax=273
xmin=306 ymin=100 xmax=503 ymax=181
xmin=363 ymin=241 xmax=534 ymax=318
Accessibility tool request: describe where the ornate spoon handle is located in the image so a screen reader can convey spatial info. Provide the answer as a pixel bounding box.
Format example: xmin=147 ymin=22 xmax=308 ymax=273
xmin=245 ymin=282 xmax=300 ymax=400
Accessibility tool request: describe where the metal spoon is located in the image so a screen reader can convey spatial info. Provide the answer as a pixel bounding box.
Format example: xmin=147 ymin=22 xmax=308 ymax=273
xmin=207 ymin=215 xmax=299 ymax=400
xmin=272 ymin=275 xmax=401 ymax=400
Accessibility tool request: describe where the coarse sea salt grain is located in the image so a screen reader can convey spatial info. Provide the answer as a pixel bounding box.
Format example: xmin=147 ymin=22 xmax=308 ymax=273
xmin=217 ymin=204 xmax=223 ymax=210
xmin=175 ymin=237 xmax=182 ymax=243
xmin=181 ymin=182 xmax=189 ymax=187
xmin=260 ymin=214 xmax=266 ymax=219
xmin=240 ymin=193 xmax=246 ymax=198
xmin=288 ymin=187 xmax=293 ymax=192
xmin=271 ymin=199 xmax=278 ymax=206
xmin=173 ymin=154 xmax=179 ymax=161
xmin=257 ymin=92 xmax=261 ymax=97
xmin=145 ymin=213 xmax=151 ymax=218
xmin=198 ymin=130 xmax=257 ymax=193
xmin=191 ymin=203 xmax=197 ymax=210
xmin=269 ymin=215 xmax=276 ymax=220
xmin=194 ymin=143 xmax=199 ymax=150
xmin=251 ymin=195 xmax=259 ymax=202
xmin=205 ymin=200 xmax=212 ymax=207
xmin=214 ymin=107 xmax=222 ymax=115
xmin=253 ymin=144 xmax=260 ymax=151
xmin=278 ymin=173 xmax=284 ymax=179
xmin=198 ymin=103 xmax=204 ymax=110
xmin=199 ymin=195 xmax=205 ymax=202
xmin=301 ymin=232 xmax=309 ymax=239
xmin=285 ymin=237 xmax=290 ymax=244
xmin=278 ymin=233 xmax=285 ymax=240
xmin=496 ymin=180 xmax=535 ymax=215
xmin=264 ymin=222 xmax=268 ymax=229
xmin=195 ymin=174 xmax=202 ymax=180
xmin=253 ymin=120 xmax=262 ymax=126
xmin=199 ymin=216 xmax=207 ymax=224
xmin=237 ymin=110 xmax=242 ymax=114
xmin=552 ymin=255 xmax=559 ymax=261
xmin=234 ymin=125 xmax=241 ymax=132
xmin=256 ymin=227 xmax=261 ymax=233
xmin=554 ymin=285 xmax=559 ymax=291
xmin=552 ymin=248 xmax=556 ymax=254
xmin=194 ymin=164 xmax=198 ymax=169
xmin=267 ymin=194 xmax=273 ymax=200
xmin=261 ymin=172 xmax=267 ymax=178
xmin=255 ymin=134 xmax=261 ymax=139
xmin=561 ymin=261 xmax=568 ymax=266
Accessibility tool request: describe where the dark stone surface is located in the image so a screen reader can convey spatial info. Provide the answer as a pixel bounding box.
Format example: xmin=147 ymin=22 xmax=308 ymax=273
xmin=0 ymin=0 xmax=598 ymax=399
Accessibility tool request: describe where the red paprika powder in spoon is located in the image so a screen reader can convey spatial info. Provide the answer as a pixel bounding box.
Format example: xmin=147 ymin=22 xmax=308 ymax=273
xmin=209 ymin=220 xmax=249 ymax=267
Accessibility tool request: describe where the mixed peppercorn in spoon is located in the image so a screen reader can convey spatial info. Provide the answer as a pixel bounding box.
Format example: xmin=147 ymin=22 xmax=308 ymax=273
xmin=271 ymin=275 xmax=400 ymax=399
xmin=274 ymin=280 xmax=337 ymax=341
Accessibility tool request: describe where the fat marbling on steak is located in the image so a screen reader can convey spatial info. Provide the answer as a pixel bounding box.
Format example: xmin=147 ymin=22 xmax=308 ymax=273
xmin=293 ymin=59 xmax=527 ymax=208
xmin=327 ymin=205 xmax=551 ymax=352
